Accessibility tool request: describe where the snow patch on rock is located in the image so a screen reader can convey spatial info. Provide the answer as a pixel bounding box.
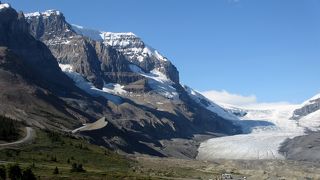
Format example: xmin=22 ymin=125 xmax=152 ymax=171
xmin=298 ymin=109 xmax=320 ymax=131
xmin=25 ymin=10 xmax=61 ymax=19
xmin=129 ymin=64 xmax=178 ymax=99
xmin=0 ymin=3 xmax=10 ymax=11
xmin=184 ymin=86 xmax=239 ymax=121
xmin=71 ymin=24 xmax=103 ymax=41
xmin=72 ymin=24 xmax=168 ymax=63
xmin=103 ymin=83 xmax=127 ymax=95
xmin=59 ymin=64 xmax=122 ymax=104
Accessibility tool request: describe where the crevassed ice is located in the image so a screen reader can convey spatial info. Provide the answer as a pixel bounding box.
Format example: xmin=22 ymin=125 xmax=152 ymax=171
xmin=196 ymin=99 xmax=311 ymax=160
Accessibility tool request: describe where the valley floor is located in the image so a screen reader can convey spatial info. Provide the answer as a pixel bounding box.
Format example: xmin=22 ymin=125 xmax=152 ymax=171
xmin=133 ymin=156 xmax=320 ymax=180
xmin=0 ymin=128 xmax=319 ymax=179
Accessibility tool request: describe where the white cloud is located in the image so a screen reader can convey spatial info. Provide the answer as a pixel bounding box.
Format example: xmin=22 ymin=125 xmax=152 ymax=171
xmin=201 ymin=90 xmax=257 ymax=106
xmin=201 ymin=90 xmax=297 ymax=109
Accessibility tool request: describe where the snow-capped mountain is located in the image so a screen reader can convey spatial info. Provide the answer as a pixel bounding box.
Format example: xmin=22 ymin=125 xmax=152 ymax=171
xmin=183 ymin=86 xmax=239 ymax=121
xmin=26 ymin=10 xmax=239 ymax=119
xmin=0 ymin=3 xmax=10 ymax=11
xmin=292 ymin=93 xmax=320 ymax=131
xmin=22 ymin=8 xmax=241 ymax=157
xmin=72 ymin=24 xmax=180 ymax=84
xmin=3 ymin=3 xmax=319 ymax=161
xmin=292 ymin=93 xmax=320 ymax=119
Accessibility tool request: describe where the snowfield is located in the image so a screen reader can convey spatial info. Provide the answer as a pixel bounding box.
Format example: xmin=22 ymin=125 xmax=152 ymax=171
xmin=196 ymin=96 xmax=318 ymax=160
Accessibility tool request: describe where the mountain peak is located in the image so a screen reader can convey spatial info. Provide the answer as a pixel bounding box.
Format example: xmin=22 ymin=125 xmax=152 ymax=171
xmin=0 ymin=3 xmax=10 ymax=11
xmin=72 ymin=24 xmax=177 ymax=82
xmin=25 ymin=9 xmax=62 ymax=19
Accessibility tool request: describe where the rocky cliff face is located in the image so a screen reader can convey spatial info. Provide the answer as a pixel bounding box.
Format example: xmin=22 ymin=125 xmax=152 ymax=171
xmin=291 ymin=95 xmax=320 ymax=120
xmin=0 ymin=4 xmax=109 ymax=129
xmin=0 ymin=7 xmax=75 ymax=92
xmin=26 ymin=11 xmax=143 ymax=88
xmin=99 ymin=32 xmax=180 ymax=84
xmin=73 ymin=25 xmax=180 ymax=84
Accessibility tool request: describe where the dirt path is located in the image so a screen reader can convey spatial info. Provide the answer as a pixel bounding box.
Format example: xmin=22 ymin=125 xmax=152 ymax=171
xmin=0 ymin=127 xmax=35 ymax=148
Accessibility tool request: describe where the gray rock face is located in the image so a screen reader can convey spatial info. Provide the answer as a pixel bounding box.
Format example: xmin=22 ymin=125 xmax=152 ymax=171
xmin=93 ymin=41 xmax=143 ymax=84
xmin=26 ymin=11 xmax=143 ymax=88
xmin=74 ymin=25 xmax=180 ymax=84
xmin=100 ymin=32 xmax=180 ymax=84
xmin=280 ymin=132 xmax=320 ymax=162
xmin=0 ymin=6 xmax=106 ymax=129
xmin=26 ymin=10 xmax=74 ymax=41
xmin=292 ymin=98 xmax=320 ymax=120
xmin=0 ymin=7 xmax=74 ymax=93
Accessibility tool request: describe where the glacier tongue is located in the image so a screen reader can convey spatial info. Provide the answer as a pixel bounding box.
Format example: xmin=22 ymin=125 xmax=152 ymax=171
xmin=197 ymin=99 xmax=307 ymax=160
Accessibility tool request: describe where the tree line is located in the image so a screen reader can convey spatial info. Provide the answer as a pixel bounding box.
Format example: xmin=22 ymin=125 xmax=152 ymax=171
xmin=0 ymin=116 xmax=21 ymax=142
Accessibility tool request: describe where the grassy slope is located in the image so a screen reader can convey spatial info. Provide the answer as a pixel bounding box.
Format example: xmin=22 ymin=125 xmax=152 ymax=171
xmin=0 ymin=130 xmax=143 ymax=179
xmin=0 ymin=129 xmax=228 ymax=179
xmin=0 ymin=129 xmax=241 ymax=180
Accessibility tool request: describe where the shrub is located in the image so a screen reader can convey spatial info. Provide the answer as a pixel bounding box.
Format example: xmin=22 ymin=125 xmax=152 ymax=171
xmin=22 ymin=168 xmax=36 ymax=180
xmin=8 ymin=164 xmax=22 ymax=180
xmin=50 ymin=155 xmax=57 ymax=162
xmin=70 ymin=163 xmax=85 ymax=173
xmin=53 ymin=166 xmax=59 ymax=174
xmin=47 ymin=131 xmax=63 ymax=143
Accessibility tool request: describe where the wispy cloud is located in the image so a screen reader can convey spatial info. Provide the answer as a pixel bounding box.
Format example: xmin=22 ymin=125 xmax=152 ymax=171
xmin=201 ymin=90 xmax=256 ymax=106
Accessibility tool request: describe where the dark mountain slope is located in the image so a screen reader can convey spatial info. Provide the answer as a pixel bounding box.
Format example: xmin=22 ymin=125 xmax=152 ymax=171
xmin=0 ymin=3 xmax=241 ymax=157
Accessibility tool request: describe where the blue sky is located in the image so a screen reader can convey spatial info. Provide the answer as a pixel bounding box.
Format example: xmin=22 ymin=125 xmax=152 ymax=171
xmin=5 ymin=0 xmax=320 ymax=104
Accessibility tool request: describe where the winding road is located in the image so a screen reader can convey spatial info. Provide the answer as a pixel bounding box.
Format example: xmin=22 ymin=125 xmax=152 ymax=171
xmin=0 ymin=127 xmax=35 ymax=148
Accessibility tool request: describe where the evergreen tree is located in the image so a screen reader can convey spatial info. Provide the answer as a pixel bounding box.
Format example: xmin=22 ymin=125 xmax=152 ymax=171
xmin=53 ymin=166 xmax=59 ymax=174
xmin=0 ymin=165 xmax=6 ymax=180
xmin=0 ymin=116 xmax=20 ymax=141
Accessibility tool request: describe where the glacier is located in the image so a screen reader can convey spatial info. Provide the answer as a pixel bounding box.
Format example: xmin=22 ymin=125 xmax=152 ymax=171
xmin=196 ymin=98 xmax=313 ymax=160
